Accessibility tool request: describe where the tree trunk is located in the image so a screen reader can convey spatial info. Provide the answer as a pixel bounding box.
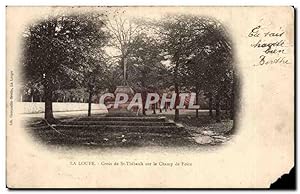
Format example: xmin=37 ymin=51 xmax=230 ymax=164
xmin=226 ymin=72 xmax=237 ymax=135
xmin=141 ymin=90 xmax=147 ymax=115
xmin=158 ymin=99 xmax=162 ymax=113
xmin=174 ymin=56 xmax=180 ymax=121
xmin=215 ymin=93 xmax=221 ymax=122
xmin=195 ymin=90 xmax=199 ymax=118
xmin=174 ymin=82 xmax=179 ymax=121
xmin=209 ymin=94 xmax=213 ymax=117
xmin=152 ymin=104 xmax=156 ymax=114
xmin=140 ymin=75 xmax=147 ymax=115
xmin=44 ymin=85 xmax=54 ymax=123
xmin=88 ymin=89 xmax=92 ymax=117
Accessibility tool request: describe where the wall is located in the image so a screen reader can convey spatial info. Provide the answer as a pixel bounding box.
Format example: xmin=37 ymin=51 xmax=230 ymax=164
xmin=17 ymin=102 xmax=107 ymax=114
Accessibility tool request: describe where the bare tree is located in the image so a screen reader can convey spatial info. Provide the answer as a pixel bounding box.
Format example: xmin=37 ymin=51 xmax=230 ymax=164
xmin=106 ymin=16 xmax=144 ymax=85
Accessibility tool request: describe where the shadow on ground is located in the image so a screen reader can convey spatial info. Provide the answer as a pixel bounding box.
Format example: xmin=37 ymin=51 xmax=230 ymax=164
xmin=24 ymin=113 xmax=234 ymax=149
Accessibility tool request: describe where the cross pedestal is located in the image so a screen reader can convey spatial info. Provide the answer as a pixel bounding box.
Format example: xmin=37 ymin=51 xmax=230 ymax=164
xmin=106 ymin=86 xmax=137 ymax=116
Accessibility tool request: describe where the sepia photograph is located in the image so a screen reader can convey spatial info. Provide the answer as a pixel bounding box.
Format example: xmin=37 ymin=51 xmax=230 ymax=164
xmin=5 ymin=5 xmax=294 ymax=189
xmin=19 ymin=7 xmax=238 ymax=149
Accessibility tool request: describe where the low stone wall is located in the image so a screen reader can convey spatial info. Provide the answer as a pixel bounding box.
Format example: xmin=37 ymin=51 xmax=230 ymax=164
xmin=17 ymin=102 xmax=107 ymax=114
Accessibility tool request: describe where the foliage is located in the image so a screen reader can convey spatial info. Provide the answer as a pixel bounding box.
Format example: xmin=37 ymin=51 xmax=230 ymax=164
xmin=22 ymin=13 xmax=108 ymax=92
xmin=21 ymin=12 xmax=235 ymax=122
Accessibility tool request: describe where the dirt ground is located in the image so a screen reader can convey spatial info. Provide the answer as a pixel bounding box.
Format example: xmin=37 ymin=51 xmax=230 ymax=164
xmin=23 ymin=110 xmax=234 ymax=149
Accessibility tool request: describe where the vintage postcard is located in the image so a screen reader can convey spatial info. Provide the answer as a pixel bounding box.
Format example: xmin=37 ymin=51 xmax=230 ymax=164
xmin=6 ymin=6 xmax=294 ymax=188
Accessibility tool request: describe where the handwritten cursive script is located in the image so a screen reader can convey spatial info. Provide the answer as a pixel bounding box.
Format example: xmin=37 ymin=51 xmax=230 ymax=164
xmin=248 ymin=25 xmax=290 ymax=66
